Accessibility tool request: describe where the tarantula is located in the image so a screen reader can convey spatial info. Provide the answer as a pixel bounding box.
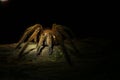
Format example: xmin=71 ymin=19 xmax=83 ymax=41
xmin=15 ymin=23 xmax=78 ymax=65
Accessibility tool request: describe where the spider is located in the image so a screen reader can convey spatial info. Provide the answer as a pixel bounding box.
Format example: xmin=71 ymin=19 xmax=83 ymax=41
xmin=15 ymin=23 xmax=78 ymax=65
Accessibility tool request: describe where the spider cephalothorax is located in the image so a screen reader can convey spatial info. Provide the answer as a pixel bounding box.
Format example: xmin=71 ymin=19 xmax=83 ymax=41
xmin=15 ymin=23 xmax=78 ymax=65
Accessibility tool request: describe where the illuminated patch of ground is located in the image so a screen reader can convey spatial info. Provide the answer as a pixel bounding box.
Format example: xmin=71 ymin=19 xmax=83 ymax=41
xmin=0 ymin=38 xmax=112 ymax=80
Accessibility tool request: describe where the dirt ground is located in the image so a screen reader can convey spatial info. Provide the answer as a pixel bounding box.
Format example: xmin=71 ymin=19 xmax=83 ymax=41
xmin=0 ymin=38 xmax=112 ymax=80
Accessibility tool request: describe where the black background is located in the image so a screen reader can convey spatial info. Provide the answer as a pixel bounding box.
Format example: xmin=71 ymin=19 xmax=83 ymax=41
xmin=0 ymin=0 xmax=112 ymax=43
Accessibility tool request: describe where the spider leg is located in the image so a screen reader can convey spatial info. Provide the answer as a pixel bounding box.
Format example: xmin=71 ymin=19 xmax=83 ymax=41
xmin=33 ymin=35 xmax=37 ymax=43
xmin=18 ymin=27 xmax=41 ymax=58
xmin=36 ymin=45 xmax=45 ymax=56
xmin=67 ymin=40 xmax=79 ymax=56
xmin=22 ymin=48 xmax=36 ymax=57
xmin=52 ymin=24 xmax=74 ymax=65
xmin=52 ymin=23 xmax=73 ymax=38
xmin=52 ymin=24 xmax=79 ymax=56
xmin=27 ymin=27 xmax=40 ymax=43
xmin=60 ymin=42 xmax=73 ymax=66
xmin=15 ymin=24 xmax=42 ymax=49
xmin=36 ymin=34 xmax=46 ymax=56
xmin=46 ymin=34 xmax=53 ymax=55
xmin=18 ymin=42 xmax=29 ymax=58
xmin=15 ymin=30 xmax=30 ymax=49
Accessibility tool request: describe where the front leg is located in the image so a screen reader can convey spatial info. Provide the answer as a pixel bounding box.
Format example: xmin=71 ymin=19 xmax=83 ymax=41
xmin=36 ymin=34 xmax=46 ymax=56
xmin=46 ymin=34 xmax=53 ymax=55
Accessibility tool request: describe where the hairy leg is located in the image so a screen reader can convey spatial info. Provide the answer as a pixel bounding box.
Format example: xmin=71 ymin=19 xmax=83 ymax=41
xmin=15 ymin=30 xmax=30 ymax=49
xmin=46 ymin=34 xmax=53 ymax=55
xmin=18 ymin=29 xmax=40 ymax=58
xmin=28 ymin=27 xmax=40 ymax=43
xmin=18 ymin=42 xmax=29 ymax=58
xmin=36 ymin=34 xmax=46 ymax=56
xmin=15 ymin=24 xmax=41 ymax=49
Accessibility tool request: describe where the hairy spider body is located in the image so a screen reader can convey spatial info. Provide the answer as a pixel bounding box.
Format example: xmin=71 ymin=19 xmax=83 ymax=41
xmin=15 ymin=23 xmax=78 ymax=65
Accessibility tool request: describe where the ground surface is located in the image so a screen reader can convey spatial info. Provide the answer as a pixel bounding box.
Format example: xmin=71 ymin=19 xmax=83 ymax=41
xmin=0 ymin=38 xmax=112 ymax=80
